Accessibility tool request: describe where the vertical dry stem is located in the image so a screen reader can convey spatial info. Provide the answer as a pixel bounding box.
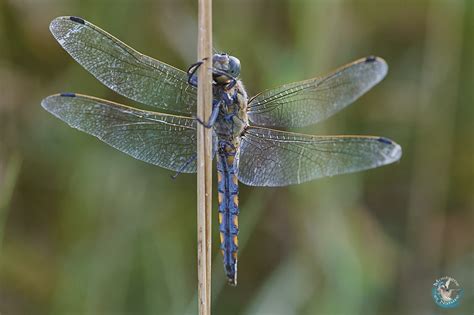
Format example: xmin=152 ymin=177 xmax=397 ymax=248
xmin=196 ymin=0 xmax=212 ymax=314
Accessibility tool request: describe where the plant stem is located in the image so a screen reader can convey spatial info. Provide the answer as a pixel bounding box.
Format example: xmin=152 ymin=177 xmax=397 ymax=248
xmin=196 ymin=0 xmax=213 ymax=314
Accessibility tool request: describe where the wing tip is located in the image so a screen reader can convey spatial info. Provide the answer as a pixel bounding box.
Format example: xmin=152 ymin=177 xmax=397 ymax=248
xmin=49 ymin=16 xmax=86 ymax=36
xmin=69 ymin=16 xmax=86 ymax=24
xmin=364 ymin=55 xmax=388 ymax=69
xmin=50 ymin=15 xmax=86 ymax=23
xmin=364 ymin=55 xmax=386 ymax=64
xmin=377 ymin=136 xmax=393 ymax=145
xmin=365 ymin=55 xmax=377 ymax=63
xmin=392 ymin=143 xmax=403 ymax=161
xmin=360 ymin=55 xmax=388 ymax=84
xmin=41 ymin=93 xmax=76 ymax=112
xmin=49 ymin=17 xmax=60 ymax=33
xmin=378 ymin=137 xmax=402 ymax=164
xmin=60 ymin=92 xmax=77 ymax=98
xmin=41 ymin=95 xmax=55 ymax=112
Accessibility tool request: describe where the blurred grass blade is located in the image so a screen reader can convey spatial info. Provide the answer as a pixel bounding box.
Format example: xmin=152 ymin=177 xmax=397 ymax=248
xmin=0 ymin=153 xmax=22 ymax=252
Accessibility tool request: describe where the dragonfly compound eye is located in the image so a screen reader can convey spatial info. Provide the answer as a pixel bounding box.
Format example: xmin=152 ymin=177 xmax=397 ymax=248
xmin=228 ymin=56 xmax=241 ymax=77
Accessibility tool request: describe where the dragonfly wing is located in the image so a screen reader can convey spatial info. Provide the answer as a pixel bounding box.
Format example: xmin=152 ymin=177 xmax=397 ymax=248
xmin=237 ymin=126 xmax=401 ymax=187
xmin=50 ymin=16 xmax=196 ymax=114
xmin=41 ymin=93 xmax=198 ymax=173
xmin=247 ymin=57 xmax=387 ymax=128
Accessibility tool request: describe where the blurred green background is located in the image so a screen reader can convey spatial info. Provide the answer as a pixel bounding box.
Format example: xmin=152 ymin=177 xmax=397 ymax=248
xmin=0 ymin=0 xmax=473 ymax=314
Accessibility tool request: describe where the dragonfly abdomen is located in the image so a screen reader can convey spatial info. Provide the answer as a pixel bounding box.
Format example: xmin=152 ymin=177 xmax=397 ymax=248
xmin=217 ymin=143 xmax=239 ymax=286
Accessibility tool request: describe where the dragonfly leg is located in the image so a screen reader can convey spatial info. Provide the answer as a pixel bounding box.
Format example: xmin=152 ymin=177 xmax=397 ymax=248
xmin=171 ymin=154 xmax=197 ymax=179
xmin=187 ymin=59 xmax=208 ymax=87
xmin=195 ymin=98 xmax=220 ymax=128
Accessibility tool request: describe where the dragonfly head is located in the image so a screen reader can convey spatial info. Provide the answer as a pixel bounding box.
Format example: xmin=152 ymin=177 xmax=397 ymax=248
xmin=212 ymin=53 xmax=240 ymax=84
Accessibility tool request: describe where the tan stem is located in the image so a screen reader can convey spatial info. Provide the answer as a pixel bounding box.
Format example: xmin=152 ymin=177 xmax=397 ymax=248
xmin=197 ymin=0 xmax=213 ymax=314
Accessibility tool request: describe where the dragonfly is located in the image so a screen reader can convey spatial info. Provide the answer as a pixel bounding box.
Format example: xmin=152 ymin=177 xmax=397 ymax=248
xmin=41 ymin=16 xmax=402 ymax=286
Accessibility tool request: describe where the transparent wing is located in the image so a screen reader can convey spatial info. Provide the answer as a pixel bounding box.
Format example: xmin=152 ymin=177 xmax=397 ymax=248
xmin=247 ymin=56 xmax=388 ymax=128
xmin=50 ymin=16 xmax=196 ymax=114
xmin=237 ymin=127 xmax=401 ymax=187
xmin=41 ymin=93 xmax=197 ymax=173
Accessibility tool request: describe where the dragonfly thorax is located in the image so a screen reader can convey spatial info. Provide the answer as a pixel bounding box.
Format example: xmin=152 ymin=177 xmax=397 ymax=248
xmin=213 ymin=79 xmax=249 ymax=151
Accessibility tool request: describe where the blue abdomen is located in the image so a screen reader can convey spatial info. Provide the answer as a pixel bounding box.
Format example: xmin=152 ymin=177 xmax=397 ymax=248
xmin=217 ymin=143 xmax=239 ymax=286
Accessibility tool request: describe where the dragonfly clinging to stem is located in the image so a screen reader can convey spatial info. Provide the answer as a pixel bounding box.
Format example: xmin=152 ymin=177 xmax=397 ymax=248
xmin=41 ymin=16 xmax=402 ymax=286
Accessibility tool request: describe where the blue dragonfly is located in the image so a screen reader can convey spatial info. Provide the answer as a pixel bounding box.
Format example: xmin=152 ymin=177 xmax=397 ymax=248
xmin=41 ymin=16 xmax=402 ymax=286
